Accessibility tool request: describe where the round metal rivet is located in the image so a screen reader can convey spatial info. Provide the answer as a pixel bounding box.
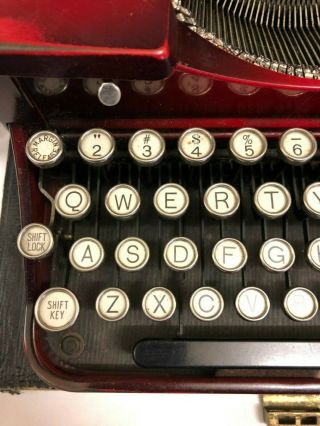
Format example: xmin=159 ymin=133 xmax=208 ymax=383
xmin=128 ymin=129 xmax=165 ymax=166
xmin=178 ymin=128 xmax=215 ymax=165
xmin=115 ymin=237 xmax=149 ymax=271
xmin=284 ymin=287 xmax=318 ymax=321
xmin=190 ymin=287 xmax=224 ymax=321
xmin=54 ymin=184 xmax=91 ymax=220
xmin=163 ymin=237 xmax=198 ymax=271
xmin=254 ymin=182 xmax=291 ymax=219
xmin=26 ymin=130 xmax=64 ymax=168
xmin=96 ymin=288 xmax=130 ymax=321
xmin=235 ymin=287 xmax=270 ymax=321
xmin=279 ymin=128 xmax=317 ymax=164
xmin=105 ymin=184 xmax=140 ymax=220
xmin=98 ymin=82 xmax=121 ymax=106
xmin=260 ymin=238 xmax=295 ymax=272
xmin=69 ymin=237 xmax=104 ymax=272
xmin=204 ymin=183 xmax=240 ymax=218
xmin=229 ymin=128 xmax=267 ymax=164
xmin=212 ymin=238 xmax=248 ymax=272
xmin=153 ymin=183 xmax=189 ymax=219
xmin=78 ymin=128 xmax=115 ymax=166
xmin=17 ymin=223 xmax=54 ymax=260
xmin=142 ymin=287 xmax=176 ymax=321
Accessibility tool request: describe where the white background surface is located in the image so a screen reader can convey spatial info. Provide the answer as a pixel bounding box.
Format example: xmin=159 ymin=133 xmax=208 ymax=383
xmin=0 ymin=129 xmax=263 ymax=426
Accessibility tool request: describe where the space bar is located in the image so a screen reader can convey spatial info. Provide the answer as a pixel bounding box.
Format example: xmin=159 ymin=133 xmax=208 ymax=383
xmin=133 ymin=340 xmax=320 ymax=368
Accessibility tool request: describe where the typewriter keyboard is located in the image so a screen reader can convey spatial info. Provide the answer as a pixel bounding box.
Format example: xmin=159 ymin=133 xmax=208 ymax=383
xmin=14 ymin=126 xmax=320 ymax=370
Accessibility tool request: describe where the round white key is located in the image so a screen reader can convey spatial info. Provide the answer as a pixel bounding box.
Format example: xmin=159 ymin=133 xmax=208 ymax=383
xmin=235 ymin=287 xmax=270 ymax=321
xmin=254 ymin=182 xmax=291 ymax=219
xmin=69 ymin=237 xmax=104 ymax=272
xmin=178 ymin=73 xmax=213 ymax=96
xmin=83 ymin=78 xmax=104 ymax=95
xmin=26 ymin=130 xmax=64 ymax=168
xmin=128 ymin=129 xmax=165 ymax=166
xmin=204 ymin=183 xmax=240 ymax=218
xmin=153 ymin=183 xmax=189 ymax=219
xmin=131 ymin=79 xmax=165 ymax=95
xmin=189 ymin=287 xmax=224 ymax=321
xmin=178 ymin=128 xmax=215 ymax=165
xmin=96 ymin=288 xmax=130 ymax=321
xmin=105 ymin=184 xmax=140 ymax=219
xmin=163 ymin=237 xmax=198 ymax=271
xmin=98 ymin=82 xmax=121 ymax=106
xmin=54 ymin=184 xmax=91 ymax=220
xmin=212 ymin=238 xmax=248 ymax=272
xmin=303 ymin=183 xmax=320 ymax=219
xmin=307 ymin=238 xmax=320 ymax=271
xmin=229 ymin=128 xmax=267 ymax=164
xmin=34 ymin=77 xmax=68 ymax=96
xmin=34 ymin=287 xmax=79 ymax=331
xmin=228 ymin=83 xmax=259 ymax=96
xmin=284 ymin=287 xmax=318 ymax=321
xmin=279 ymin=128 xmax=317 ymax=164
xmin=115 ymin=237 xmax=149 ymax=271
xmin=260 ymin=238 xmax=295 ymax=272
xmin=142 ymin=287 xmax=176 ymax=321
xmin=78 ymin=128 xmax=115 ymax=165
xmin=17 ymin=223 xmax=54 ymax=260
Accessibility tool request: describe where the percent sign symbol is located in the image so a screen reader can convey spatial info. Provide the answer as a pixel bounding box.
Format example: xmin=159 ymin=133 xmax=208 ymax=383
xmin=243 ymin=134 xmax=254 ymax=157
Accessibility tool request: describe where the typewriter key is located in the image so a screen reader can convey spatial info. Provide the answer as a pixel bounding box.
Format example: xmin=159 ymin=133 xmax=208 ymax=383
xmin=142 ymin=287 xmax=176 ymax=321
xmin=254 ymin=182 xmax=291 ymax=219
xmin=153 ymin=183 xmax=189 ymax=219
xmin=227 ymin=83 xmax=259 ymax=96
xmin=279 ymin=128 xmax=317 ymax=164
xmin=163 ymin=237 xmax=198 ymax=271
xmin=54 ymin=184 xmax=91 ymax=220
xmin=34 ymin=287 xmax=79 ymax=332
xmin=259 ymin=238 xmax=295 ymax=272
xmin=307 ymin=238 xmax=320 ymax=271
xmin=303 ymin=183 xmax=320 ymax=219
xmin=17 ymin=223 xmax=54 ymax=260
xmin=96 ymin=288 xmax=130 ymax=321
xmin=105 ymin=184 xmax=140 ymax=219
xmin=98 ymin=82 xmax=121 ymax=106
xmin=235 ymin=287 xmax=270 ymax=321
xmin=229 ymin=128 xmax=267 ymax=164
xmin=212 ymin=238 xmax=248 ymax=272
xmin=131 ymin=79 xmax=165 ymax=95
xmin=34 ymin=77 xmax=69 ymax=96
xmin=204 ymin=183 xmax=240 ymax=218
xmin=178 ymin=73 xmax=213 ymax=96
xmin=83 ymin=78 xmax=104 ymax=95
xmin=178 ymin=128 xmax=215 ymax=165
xmin=284 ymin=287 xmax=318 ymax=321
xmin=115 ymin=237 xmax=150 ymax=271
xmin=189 ymin=287 xmax=224 ymax=321
xmin=69 ymin=237 xmax=104 ymax=272
xmin=128 ymin=129 xmax=165 ymax=166
xmin=26 ymin=130 xmax=64 ymax=168
xmin=78 ymin=128 xmax=115 ymax=166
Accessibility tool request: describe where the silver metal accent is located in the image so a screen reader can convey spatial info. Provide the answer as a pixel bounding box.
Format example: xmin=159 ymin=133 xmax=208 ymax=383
xmin=235 ymin=287 xmax=270 ymax=322
xmin=83 ymin=78 xmax=104 ymax=96
xmin=153 ymin=183 xmax=189 ymax=219
xmin=189 ymin=287 xmax=224 ymax=321
xmin=229 ymin=128 xmax=267 ymax=165
xmin=131 ymin=79 xmax=165 ymax=95
xmin=128 ymin=129 xmax=165 ymax=166
xmin=307 ymin=238 xmax=320 ymax=271
xmin=54 ymin=184 xmax=91 ymax=220
xmin=97 ymin=82 xmax=121 ymax=106
xmin=279 ymin=129 xmax=317 ymax=164
xmin=163 ymin=237 xmax=198 ymax=271
xmin=178 ymin=73 xmax=213 ymax=96
xmin=284 ymin=287 xmax=318 ymax=322
xmin=78 ymin=128 xmax=115 ymax=166
xmin=142 ymin=287 xmax=176 ymax=321
xmin=227 ymin=83 xmax=260 ymax=96
xmin=260 ymin=238 xmax=295 ymax=272
xmin=203 ymin=183 xmax=240 ymax=219
xmin=178 ymin=128 xmax=215 ymax=165
xmin=212 ymin=238 xmax=248 ymax=272
xmin=303 ymin=183 xmax=320 ymax=219
xmin=25 ymin=130 xmax=64 ymax=168
xmin=17 ymin=223 xmax=54 ymax=260
xmin=115 ymin=237 xmax=150 ymax=271
xmin=95 ymin=288 xmax=130 ymax=321
xmin=34 ymin=77 xmax=69 ymax=96
xmin=254 ymin=182 xmax=291 ymax=219
xmin=105 ymin=184 xmax=140 ymax=219
xmin=69 ymin=237 xmax=104 ymax=272
xmin=34 ymin=287 xmax=79 ymax=332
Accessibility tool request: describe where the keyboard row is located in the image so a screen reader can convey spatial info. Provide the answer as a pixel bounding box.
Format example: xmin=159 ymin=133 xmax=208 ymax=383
xmin=34 ymin=285 xmax=319 ymax=332
xmin=25 ymin=127 xmax=318 ymax=168
xmin=17 ymin=229 xmax=320 ymax=273
xmin=33 ymin=181 xmax=320 ymax=220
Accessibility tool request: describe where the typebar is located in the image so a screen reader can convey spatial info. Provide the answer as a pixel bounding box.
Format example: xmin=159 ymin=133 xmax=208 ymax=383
xmin=134 ymin=340 xmax=320 ymax=368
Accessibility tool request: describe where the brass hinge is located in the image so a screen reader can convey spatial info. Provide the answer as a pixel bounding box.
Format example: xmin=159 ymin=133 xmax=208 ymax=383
xmin=262 ymin=395 xmax=320 ymax=426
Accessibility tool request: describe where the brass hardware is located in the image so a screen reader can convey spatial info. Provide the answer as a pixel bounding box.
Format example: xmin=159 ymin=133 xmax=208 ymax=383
xmin=263 ymin=395 xmax=320 ymax=426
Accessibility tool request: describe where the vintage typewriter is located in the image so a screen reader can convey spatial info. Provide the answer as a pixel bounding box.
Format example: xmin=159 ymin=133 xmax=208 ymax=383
xmin=1 ymin=0 xmax=320 ymax=392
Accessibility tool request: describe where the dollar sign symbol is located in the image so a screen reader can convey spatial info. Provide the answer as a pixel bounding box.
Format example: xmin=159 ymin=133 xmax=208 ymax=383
xmin=192 ymin=134 xmax=201 ymax=144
